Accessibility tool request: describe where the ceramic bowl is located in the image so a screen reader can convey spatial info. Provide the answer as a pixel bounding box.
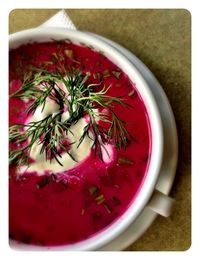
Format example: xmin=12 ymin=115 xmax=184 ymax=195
xmin=9 ymin=28 xmax=164 ymax=251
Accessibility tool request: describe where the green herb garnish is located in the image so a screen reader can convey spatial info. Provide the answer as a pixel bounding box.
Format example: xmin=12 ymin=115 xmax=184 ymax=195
xmin=95 ymin=194 xmax=105 ymax=205
xmin=112 ymin=70 xmax=121 ymax=79
xmin=9 ymin=68 xmax=131 ymax=167
xmin=117 ymin=156 xmax=134 ymax=165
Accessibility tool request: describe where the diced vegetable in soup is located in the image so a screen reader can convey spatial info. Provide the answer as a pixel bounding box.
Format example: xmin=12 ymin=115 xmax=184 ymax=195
xmin=9 ymin=41 xmax=151 ymax=246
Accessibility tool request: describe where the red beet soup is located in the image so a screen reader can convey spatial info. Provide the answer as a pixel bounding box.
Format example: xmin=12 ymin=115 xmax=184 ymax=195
xmin=9 ymin=41 xmax=151 ymax=246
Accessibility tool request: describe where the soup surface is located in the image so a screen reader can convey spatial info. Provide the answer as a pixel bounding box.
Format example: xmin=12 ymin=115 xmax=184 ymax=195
xmin=9 ymin=41 xmax=151 ymax=246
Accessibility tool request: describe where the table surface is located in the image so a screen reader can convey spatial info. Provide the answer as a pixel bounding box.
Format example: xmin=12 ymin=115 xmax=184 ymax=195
xmin=9 ymin=9 xmax=191 ymax=251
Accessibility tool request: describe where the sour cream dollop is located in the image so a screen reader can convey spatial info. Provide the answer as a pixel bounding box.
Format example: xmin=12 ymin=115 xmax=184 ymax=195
xmin=19 ymin=83 xmax=114 ymax=175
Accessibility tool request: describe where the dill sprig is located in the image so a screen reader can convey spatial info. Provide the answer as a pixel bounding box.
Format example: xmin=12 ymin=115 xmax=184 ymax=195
xmin=9 ymin=68 xmax=131 ymax=166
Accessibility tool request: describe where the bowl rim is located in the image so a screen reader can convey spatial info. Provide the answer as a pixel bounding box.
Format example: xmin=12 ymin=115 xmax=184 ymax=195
xmin=9 ymin=27 xmax=164 ymax=251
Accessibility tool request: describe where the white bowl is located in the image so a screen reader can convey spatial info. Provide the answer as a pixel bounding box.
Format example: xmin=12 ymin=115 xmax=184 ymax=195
xmin=9 ymin=28 xmax=164 ymax=251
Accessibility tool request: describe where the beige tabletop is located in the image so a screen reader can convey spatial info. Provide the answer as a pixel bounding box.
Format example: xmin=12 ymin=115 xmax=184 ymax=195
xmin=9 ymin=9 xmax=191 ymax=251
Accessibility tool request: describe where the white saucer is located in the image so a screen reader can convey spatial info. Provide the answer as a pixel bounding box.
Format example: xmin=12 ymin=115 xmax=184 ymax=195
xmin=89 ymin=34 xmax=178 ymax=251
